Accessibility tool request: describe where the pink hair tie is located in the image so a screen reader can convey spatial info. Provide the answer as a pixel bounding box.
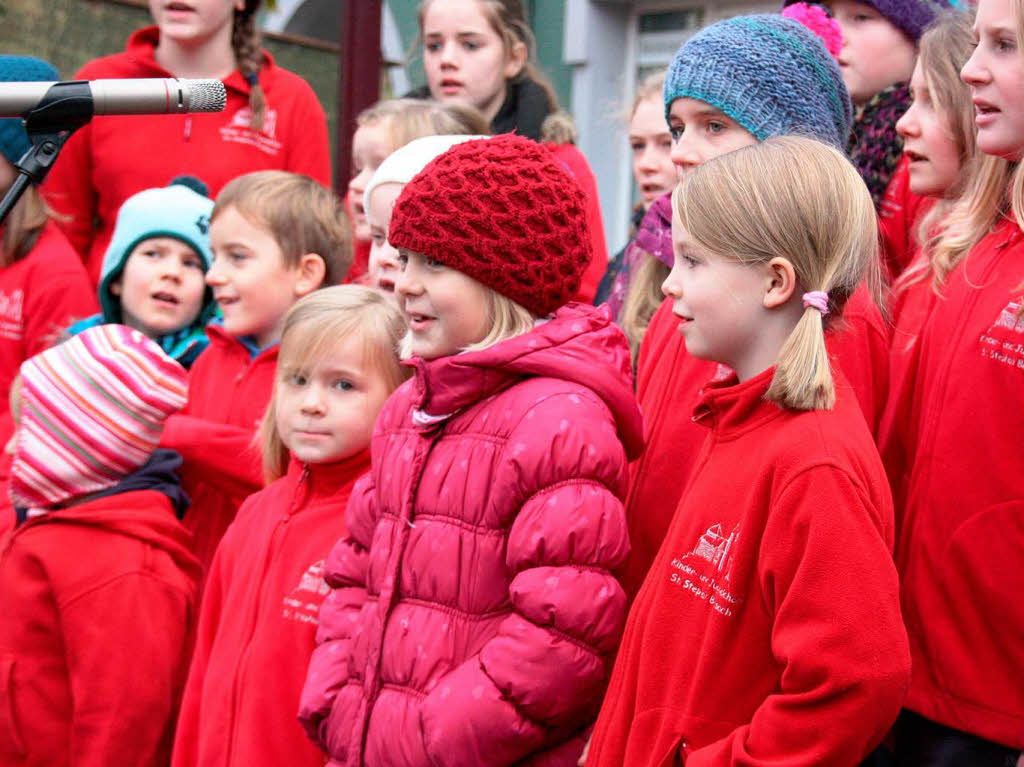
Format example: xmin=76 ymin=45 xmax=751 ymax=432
xmin=802 ymin=290 xmax=830 ymax=315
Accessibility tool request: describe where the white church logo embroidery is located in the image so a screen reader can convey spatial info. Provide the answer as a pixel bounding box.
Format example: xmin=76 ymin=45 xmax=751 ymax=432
xmin=669 ymin=523 xmax=742 ymax=618
xmin=282 ymin=559 xmax=330 ymax=625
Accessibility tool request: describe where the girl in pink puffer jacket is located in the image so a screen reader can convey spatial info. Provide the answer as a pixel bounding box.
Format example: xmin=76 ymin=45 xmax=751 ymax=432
xmin=299 ymin=134 xmax=644 ymax=767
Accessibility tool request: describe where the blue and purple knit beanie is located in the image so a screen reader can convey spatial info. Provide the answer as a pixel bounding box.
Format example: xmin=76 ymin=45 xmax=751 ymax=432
xmin=0 ymin=56 xmax=59 ymax=169
xmin=664 ymin=14 xmax=853 ymax=148
xmin=782 ymin=0 xmax=948 ymax=42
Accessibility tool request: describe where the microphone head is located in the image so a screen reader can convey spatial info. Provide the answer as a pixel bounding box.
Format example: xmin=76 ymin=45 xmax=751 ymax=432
xmin=185 ymin=79 xmax=227 ymax=113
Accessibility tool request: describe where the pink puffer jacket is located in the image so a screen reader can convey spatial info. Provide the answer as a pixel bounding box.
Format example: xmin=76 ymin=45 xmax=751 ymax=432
xmin=299 ymin=303 xmax=644 ymax=767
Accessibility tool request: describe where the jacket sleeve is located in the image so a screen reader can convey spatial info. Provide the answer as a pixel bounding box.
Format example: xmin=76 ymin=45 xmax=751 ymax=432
xmin=299 ymin=473 xmax=376 ymax=744
xmin=829 ymin=290 xmax=891 ymax=437
xmin=63 ymin=572 xmax=197 ymax=767
xmin=42 ymin=122 xmax=98 ymax=262
xmin=683 ymin=466 xmax=910 ymax=767
xmin=418 ymin=397 xmax=631 ymax=767
xmin=160 ymin=413 xmax=263 ymax=498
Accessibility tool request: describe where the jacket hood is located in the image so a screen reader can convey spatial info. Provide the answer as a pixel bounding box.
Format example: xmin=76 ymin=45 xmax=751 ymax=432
xmin=409 ymin=302 xmax=644 ymax=459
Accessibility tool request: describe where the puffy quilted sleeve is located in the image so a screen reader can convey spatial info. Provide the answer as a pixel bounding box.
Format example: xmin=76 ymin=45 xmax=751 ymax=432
xmin=298 ymin=473 xmax=377 ymax=744
xmin=419 ymin=390 xmax=632 ymax=767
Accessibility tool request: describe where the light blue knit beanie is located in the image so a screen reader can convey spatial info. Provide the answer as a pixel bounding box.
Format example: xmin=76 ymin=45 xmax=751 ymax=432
xmin=0 ymin=56 xmax=59 ymax=169
xmin=663 ymin=14 xmax=853 ymax=148
xmin=99 ymin=178 xmax=215 ymax=323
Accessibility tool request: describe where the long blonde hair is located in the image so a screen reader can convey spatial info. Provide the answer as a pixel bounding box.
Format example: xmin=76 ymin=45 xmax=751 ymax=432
xmin=676 ymin=136 xmax=879 ymax=410
xmin=620 ymin=255 xmax=669 ymax=363
xmin=918 ymin=0 xmax=1024 ymax=290
xmin=259 ymin=286 xmax=409 ymax=482
xmin=356 ymin=98 xmax=491 ymax=147
xmin=1 ymin=185 xmax=49 ymax=268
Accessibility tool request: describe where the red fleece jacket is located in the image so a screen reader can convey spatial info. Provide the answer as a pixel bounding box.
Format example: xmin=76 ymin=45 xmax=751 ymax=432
xmin=617 ymin=286 xmax=890 ymax=599
xmin=886 ymin=218 xmax=1024 ymax=748
xmin=0 ymin=490 xmax=201 ymax=767
xmin=587 ymin=368 xmax=910 ymax=767
xmin=160 ymin=326 xmax=277 ymax=569
xmin=0 ymin=221 xmax=97 ymax=446
xmin=877 ymin=156 xmax=932 ymax=280
xmin=44 ymin=26 xmax=331 ymax=282
xmin=173 ymin=452 xmax=369 ymax=767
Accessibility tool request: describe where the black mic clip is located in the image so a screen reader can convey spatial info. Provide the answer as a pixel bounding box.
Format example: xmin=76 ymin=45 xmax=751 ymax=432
xmin=0 ymin=81 xmax=94 ymax=226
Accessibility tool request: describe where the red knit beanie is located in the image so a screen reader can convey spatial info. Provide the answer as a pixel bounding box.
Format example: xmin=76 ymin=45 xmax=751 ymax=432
xmin=387 ymin=134 xmax=592 ymax=316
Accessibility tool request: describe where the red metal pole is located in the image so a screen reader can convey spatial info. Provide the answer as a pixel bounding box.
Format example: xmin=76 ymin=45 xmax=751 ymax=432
xmin=336 ymin=0 xmax=382 ymax=194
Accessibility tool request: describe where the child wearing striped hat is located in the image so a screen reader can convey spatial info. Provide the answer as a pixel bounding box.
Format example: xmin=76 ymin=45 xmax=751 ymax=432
xmin=0 ymin=324 xmax=201 ymax=767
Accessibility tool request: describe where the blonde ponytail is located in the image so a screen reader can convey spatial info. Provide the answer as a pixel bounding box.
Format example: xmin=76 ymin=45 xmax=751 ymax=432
xmin=676 ymin=136 xmax=878 ymax=411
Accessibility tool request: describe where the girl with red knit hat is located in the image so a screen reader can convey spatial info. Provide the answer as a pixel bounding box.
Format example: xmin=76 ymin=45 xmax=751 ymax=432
xmin=299 ymin=133 xmax=643 ymax=767
xmin=587 ymin=136 xmax=909 ymax=767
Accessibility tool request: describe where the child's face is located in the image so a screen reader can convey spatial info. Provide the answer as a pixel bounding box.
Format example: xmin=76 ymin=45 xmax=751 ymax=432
xmin=422 ymin=0 xmax=524 ymax=121
xmin=962 ymin=0 xmax=1024 ymax=161
xmin=662 ymin=214 xmax=768 ymax=375
xmin=366 ymin=182 xmax=403 ymax=299
xmin=667 ymin=98 xmax=758 ymax=179
xmin=348 ymin=122 xmax=395 ymax=242
xmin=896 ymin=62 xmax=964 ymax=197
xmin=110 ymin=237 xmax=206 ymax=338
xmin=149 ymin=0 xmax=239 ymax=46
xmin=275 ymin=333 xmax=392 ymax=465
xmin=395 ymin=249 xmax=491 ymax=360
xmin=825 ymin=0 xmax=918 ymax=106
xmin=630 ymin=95 xmax=676 ymax=208
xmin=207 ymin=205 xmax=314 ymax=348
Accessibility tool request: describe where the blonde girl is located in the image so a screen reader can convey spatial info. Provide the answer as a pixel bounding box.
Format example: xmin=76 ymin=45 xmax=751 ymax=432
xmin=587 ymin=136 xmax=909 ymax=767
xmin=596 ymin=72 xmax=675 ymax=351
xmin=174 ymin=286 xmax=408 ymax=767
xmin=300 ymin=134 xmax=643 ymax=766
xmin=346 ymin=98 xmax=489 ymax=279
xmin=45 ymin=0 xmax=331 ymax=281
xmin=882 ymin=0 xmax=1024 ymax=761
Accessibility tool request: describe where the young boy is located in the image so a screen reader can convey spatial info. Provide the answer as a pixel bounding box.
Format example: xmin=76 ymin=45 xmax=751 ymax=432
xmin=159 ymin=170 xmax=351 ymax=570
xmin=0 ymin=324 xmax=201 ymax=767
xmin=67 ymin=177 xmax=217 ymax=368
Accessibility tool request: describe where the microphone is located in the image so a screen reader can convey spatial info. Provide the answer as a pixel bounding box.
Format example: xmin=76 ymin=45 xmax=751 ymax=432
xmin=0 ymin=78 xmax=227 ymax=118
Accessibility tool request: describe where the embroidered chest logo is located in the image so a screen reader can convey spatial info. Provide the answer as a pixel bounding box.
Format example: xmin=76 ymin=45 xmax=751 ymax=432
xmin=668 ymin=523 xmax=742 ymax=618
xmin=282 ymin=559 xmax=331 ymax=625
xmin=978 ymin=298 xmax=1024 ymax=372
xmin=0 ymin=289 xmax=24 ymax=342
xmin=220 ymin=106 xmax=282 ymax=156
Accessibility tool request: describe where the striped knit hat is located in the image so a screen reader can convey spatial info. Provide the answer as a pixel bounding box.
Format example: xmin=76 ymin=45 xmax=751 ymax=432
xmin=10 ymin=325 xmax=188 ymax=509
xmin=664 ymin=13 xmax=853 ymax=148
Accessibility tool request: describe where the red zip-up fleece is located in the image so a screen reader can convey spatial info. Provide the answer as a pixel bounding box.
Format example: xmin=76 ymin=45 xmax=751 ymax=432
xmin=616 ymin=286 xmax=890 ymax=599
xmin=0 ymin=221 xmax=97 ymax=446
xmin=160 ymin=325 xmax=277 ymax=569
xmin=0 ymin=490 xmax=201 ymax=767
xmin=173 ymin=451 xmax=369 ymax=767
xmin=587 ymin=368 xmax=910 ymax=767
xmin=886 ymin=218 xmax=1024 ymax=749
xmin=44 ymin=26 xmax=331 ymax=283
xmin=877 ymin=156 xmax=932 ymax=280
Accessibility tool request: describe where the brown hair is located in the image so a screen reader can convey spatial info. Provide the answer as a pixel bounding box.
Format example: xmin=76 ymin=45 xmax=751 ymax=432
xmin=259 ymin=285 xmax=409 ymax=481
xmin=902 ymin=8 xmax=979 ymax=285
xmin=232 ymin=0 xmax=267 ymax=132
xmin=212 ymin=170 xmax=351 ymax=285
xmin=910 ymin=3 xmax=1024 ymax=293
xmin=619 ymin=255 xmax=670 ymax=364
xmin=418 ymin=0 xmax=559 ymax=112
xmin=356 ymin=98 xmax=491 ymax=147
xmin=676 ymin=137 xmax=880 ymax=411
xmin=1 ymin=185 xmax=48 ymax=268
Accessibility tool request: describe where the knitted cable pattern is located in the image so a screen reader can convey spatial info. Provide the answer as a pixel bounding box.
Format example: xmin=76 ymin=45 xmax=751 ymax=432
xmin=387 ymin=134 xmax=592 ymax=316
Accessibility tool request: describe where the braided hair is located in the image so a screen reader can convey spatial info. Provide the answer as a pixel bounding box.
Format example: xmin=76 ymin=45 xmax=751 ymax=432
xmin=231 ymin=0 xmax=267 ymax=132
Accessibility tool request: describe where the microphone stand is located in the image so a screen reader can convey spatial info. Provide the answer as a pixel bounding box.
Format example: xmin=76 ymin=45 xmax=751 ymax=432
xmin=0 ymin=82 xmax=93 ymax=226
